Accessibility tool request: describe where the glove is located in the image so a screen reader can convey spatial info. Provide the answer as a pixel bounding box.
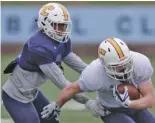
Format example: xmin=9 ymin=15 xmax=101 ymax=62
xmin=112 ymin=85 xmax=131 ymax=108
xmin=41 ymin=102 xmax=61 ymax=121
xmin=85 ymin=99 xmax=111 ymax=118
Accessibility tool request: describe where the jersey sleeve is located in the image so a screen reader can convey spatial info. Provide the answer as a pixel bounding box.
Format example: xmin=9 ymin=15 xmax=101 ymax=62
xmin=39 ymin=62 xmax=71 ymax=89
xmin=39 ymin=62 xmax=90 ymax=104
xmin=78 ymin=63 xmax=103 ymax=92
xmin=134 ymin=55 xmax=154 ymax=85
xmin=63 ymin=52 xmax=87 ymax=73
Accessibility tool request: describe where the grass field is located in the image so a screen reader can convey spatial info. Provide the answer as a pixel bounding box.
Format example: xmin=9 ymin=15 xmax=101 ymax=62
xmin=1 ymin=54 xmax=155 ymax=123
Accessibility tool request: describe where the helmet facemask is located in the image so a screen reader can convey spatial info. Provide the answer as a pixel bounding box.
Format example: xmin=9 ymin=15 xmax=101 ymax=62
xmin=42 ymin=17 xmax=72 ymax=43
xmin=37 ymin=3 xmax=72 ymax=43
xmin=102 ymin=55 xmax=133 ymax=81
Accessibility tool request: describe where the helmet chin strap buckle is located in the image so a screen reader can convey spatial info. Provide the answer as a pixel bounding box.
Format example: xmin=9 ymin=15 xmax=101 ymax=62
xmin=115 ymin=74 xmax=128 ymax=80
xmin=120 ymin=80 xmax=129 ymax=83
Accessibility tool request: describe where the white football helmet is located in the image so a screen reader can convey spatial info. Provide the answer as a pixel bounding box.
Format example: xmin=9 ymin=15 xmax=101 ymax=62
xmin=98 ymin=38 xmax=133 ymax=81
xmin=37 ymin=3 xmax=72 ymax=43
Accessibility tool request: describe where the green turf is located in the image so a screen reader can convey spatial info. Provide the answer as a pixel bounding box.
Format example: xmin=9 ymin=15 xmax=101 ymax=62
xmin=1 ymin=54 xmax=155 ymax=122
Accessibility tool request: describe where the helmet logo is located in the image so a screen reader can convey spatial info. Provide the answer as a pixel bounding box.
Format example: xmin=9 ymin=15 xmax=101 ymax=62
xmin=41 ymin=5 xmax=55 ymax=16
xmin=58 ymin=3 xmax=68 ymax=21
xmin=98 ymin=48 xmax=106 ymax=56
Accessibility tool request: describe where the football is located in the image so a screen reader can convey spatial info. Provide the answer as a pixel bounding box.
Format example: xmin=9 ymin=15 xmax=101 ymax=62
xmin=117 ymin=83 xmax=141 ymax=100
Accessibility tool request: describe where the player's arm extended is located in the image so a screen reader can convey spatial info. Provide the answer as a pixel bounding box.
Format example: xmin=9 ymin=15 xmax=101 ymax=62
xmin=39 ymin=62 xmax=89 ymax=104
xmin=56 ymin=81 xmax=82 ymax=107
xmin=41 ymin=62 xmax=109 ymax=119
xmin=63 ymin=52 xmax=87 ymax=73
xmin=129 ymin=80 xmax=155 ymax=109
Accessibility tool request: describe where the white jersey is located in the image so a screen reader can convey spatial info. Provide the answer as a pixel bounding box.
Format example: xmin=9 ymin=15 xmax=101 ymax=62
xmin=78 ymin=51 xmax=153 ymax=108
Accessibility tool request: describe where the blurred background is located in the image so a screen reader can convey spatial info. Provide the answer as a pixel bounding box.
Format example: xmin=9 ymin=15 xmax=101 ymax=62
xmin=1 ymin=1 xmax=155 ymax=123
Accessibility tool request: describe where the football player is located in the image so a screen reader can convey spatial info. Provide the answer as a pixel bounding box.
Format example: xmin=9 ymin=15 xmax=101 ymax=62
xmin=2 ymin=3 xmax=107 ymax=123
xmin=41 ymin=38 xmax=155 ymax=123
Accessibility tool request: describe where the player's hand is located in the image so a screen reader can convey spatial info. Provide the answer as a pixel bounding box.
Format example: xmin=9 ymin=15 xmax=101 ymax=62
xmin=85 ymin=99 xmax=111 ymax=118
xmin=41 ymin=102 xmax=60 ymax=121
xmin=112 ymin=85 xmax=131 ymax=108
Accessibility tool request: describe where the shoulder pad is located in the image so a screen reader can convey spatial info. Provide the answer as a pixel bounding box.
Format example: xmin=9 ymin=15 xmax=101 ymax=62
xmin=27 ymin=31 xmax=56 ymax=55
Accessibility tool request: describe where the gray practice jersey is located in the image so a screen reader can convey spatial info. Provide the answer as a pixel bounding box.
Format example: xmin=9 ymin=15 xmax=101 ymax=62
xmin=3 ymin=31 xmax=88 ymax=103
xmin=3 ymin=53 xmax=87 ymax=103
xmin=78 ymin=51 xmax=153 ymax=108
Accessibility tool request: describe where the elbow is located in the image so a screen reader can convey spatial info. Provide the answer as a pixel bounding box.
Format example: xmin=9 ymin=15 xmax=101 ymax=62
xmin=64 ymin=84 xmax=73 ymax=91
xmin=64 ymin=82 xmax=81 ymax=95
xmin=64 ymin=83 xmax=77 ymax=93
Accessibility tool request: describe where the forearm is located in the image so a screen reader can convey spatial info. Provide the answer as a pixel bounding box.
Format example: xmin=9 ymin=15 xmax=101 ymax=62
xmin=63 ymin=52 xmax=87 ymax=73
xmin=40 ymin=63 xmax=89 ymax=104
xmin=129 ymin=81 xmax=155 ymax=109
xmin=56 ymin=84 xmax=79 ymax=107
xmin=129 ymin=95 xmax=155 ymax=109
xmin=72 ymin=93 xmax=89 ymax=104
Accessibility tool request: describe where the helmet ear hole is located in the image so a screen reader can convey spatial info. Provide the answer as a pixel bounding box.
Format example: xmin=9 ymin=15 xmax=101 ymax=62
xmin=44 ymin=17 xmax=47 ymax=21
xmin=41 ymin=22 xmax=46 ymax=26
xmin=120 ymin=42 xmax=124 ymax=45
xmin=108 ymin=48 xmax=110 ymax=52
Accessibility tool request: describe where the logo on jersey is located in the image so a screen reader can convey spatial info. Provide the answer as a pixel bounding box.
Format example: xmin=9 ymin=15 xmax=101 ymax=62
xmin=54 ymin=46 xmax=57 ymax=49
